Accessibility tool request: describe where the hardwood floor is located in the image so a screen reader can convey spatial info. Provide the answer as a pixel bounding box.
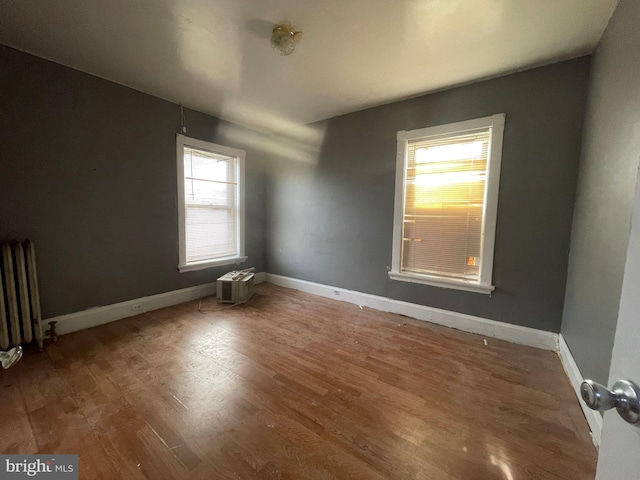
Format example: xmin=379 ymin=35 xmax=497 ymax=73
xmin=0 ymin=283 xmax=596 ymax=479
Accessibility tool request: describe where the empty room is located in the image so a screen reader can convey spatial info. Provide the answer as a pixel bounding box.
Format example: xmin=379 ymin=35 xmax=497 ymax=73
xmin=1 ymin=0 xmax=640 ymax=478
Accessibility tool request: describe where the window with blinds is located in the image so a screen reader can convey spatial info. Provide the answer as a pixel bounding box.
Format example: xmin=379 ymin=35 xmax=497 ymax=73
xmin=390 ymin=115 xmax=505 ymax=293
xmin=176 ymin=135 xmax=246 ymax=272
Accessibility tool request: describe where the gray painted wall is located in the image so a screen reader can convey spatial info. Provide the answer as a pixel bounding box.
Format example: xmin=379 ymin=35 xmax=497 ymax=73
xmin=0 ymin=43 xmax=594 ymax=338
xmin=266 ymin=58 xmax=591 ymax=332
xmin=0 ymin=46 xmax=266 ymax=318
xmin=562 ymin=0 xmax=640 ymax=385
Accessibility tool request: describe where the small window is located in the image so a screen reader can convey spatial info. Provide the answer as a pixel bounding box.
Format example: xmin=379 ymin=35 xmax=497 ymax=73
xmin=176 ymin=135 xmax=247 ymax=272
xmin=390 ymin=114 xmax=505 ymax=293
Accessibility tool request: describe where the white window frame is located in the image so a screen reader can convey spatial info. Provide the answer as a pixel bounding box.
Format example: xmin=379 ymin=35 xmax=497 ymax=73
xmin=176 ymin=134 xmax=247 ymax=273
xmin=389 ymin=114 xmax=505 ymax=294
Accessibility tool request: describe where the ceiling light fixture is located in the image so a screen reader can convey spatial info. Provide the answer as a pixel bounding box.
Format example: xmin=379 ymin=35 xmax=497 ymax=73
xmin=271 ymin=24 xmax=302 ymax=56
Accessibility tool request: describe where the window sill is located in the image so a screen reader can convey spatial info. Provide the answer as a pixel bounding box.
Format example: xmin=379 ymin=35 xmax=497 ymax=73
xmin=178 ymin=256 xmax=248 ymax=273
xmin=388 ymin=271 xmax=495 ymax=294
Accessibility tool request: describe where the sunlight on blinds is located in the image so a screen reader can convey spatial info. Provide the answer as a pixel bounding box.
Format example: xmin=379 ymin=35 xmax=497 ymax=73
xmin=402 ymin=128 xmax=491 ymax=281
xmin=184 ymin=147 xmax=238 ymax=263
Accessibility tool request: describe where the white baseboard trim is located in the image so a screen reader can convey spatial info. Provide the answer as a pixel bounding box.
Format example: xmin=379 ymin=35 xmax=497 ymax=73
xmin=558 ymin=334 xmax=603 ymax=447
xmin=46 ymin=272 xmax=267 ymax=336
xmin=265 ymin=274 xmax=558 ymax=351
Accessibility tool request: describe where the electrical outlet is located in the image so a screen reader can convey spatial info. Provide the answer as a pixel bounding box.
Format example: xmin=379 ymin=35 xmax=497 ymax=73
xmin=131 ymin=303 xmax=144 ymax=313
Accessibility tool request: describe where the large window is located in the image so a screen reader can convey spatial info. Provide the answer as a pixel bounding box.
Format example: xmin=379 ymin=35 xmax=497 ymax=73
xmin=390 ymin=114 xmax=505 ymax=293
xmin=176 ymin=135 xmax=246 ymax=272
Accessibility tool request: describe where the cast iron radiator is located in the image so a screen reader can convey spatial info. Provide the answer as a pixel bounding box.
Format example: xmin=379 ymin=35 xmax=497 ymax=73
xmin=0 ymin=240 xmax=44 ymax=350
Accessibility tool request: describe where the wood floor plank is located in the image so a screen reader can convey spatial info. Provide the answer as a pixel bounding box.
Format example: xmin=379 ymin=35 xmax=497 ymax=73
xmin=0 ymin=283 xmax=597 ymax=479
xmin=0 ymin=383 xmax=38 ymax=453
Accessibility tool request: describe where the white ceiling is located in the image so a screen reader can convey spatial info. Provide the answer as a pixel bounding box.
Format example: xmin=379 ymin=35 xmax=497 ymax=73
xmin=0 ymin=0 xmax=618 ymax=132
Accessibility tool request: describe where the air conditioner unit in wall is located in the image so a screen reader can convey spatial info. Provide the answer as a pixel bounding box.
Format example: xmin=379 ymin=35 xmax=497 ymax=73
xmin=216 ymin=268 xmax=255 ymax=304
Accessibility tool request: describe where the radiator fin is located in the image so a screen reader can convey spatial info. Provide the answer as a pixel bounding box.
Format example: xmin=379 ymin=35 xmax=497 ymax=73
xmin=0 ymin=241 xmax=43 ymax=350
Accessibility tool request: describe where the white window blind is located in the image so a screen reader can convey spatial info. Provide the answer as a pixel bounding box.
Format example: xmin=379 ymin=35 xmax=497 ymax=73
xmin=183 ymin=147 xmax=238 ymax=263
xmin=390 ymin=114 xmax=505 ymax=293
xmin=403 ymin=128 xmax=490 ymax=282
xmin=176 ymin=135 xmax=246 ymax=272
